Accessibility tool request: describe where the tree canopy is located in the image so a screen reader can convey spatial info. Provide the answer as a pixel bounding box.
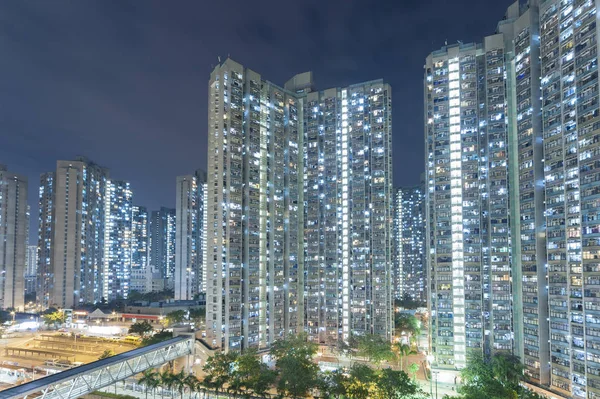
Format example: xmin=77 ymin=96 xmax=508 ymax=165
xmin=354 ymin=334 xmax=395 ymax=365
xmin=128 ymin=320 xmax=154 ymax=337
xmin=42 ymin=311 xmax=66 ymax=327
xmin=270 ymin=333 xmax=319 ymax=398
xmin=443 ymin=353 xmax=544 ymax=399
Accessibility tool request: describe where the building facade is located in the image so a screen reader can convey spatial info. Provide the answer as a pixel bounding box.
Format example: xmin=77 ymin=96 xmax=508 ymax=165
xmin=149 ymin=207 xmax=176 ymax=286
xmin=297 ymin=78 xmax=394 ymax=345
xmin=103 ymin=180 xmax=133 ymax=301
xmin=47 ymin=158 xmax=109 ymax=308
xmin=425 ymin=0 xmax=600 ymax=396
xmin=394 ymin=184 xmax=426 ymax=302
xmin=207 ymin=59 xmax=305 ymax=351
xmin=425 ymin=38 xmax=513 ymax=370
xmin=131 ymin=205 xmax=150 ymax=293
xmin=25 ymin=245 xmax=38 ymax=300
xmin=206 ymin=58 xmax=393 ymax=351
xmin=0 ymin=165 xmax=27 ymax=311
xmin=536 ymin=0 xmax=600 ymax=396
xmin=37 ymin=172 xmax=55 ymax=309
xmin=175 ymin=169 xmax=206 ymax=300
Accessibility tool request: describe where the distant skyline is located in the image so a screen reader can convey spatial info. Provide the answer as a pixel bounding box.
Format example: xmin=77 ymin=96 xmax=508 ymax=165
xmin=0 ymin=0 xmax=512 ymax=242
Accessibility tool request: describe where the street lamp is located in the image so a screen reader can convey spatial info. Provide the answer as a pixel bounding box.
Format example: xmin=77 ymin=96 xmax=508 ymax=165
xmin=432 ymin=371 xmax=439 ymax=399
xmin=426 ymin=355 xmax=434 ymax=399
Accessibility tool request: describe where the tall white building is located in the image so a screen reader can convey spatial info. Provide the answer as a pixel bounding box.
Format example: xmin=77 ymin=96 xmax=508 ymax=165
xmin=131 ymin=205 xmax=150 ymax=293
xmin=425 ymin=1 xmax=600 ymax=396
xmin=37 ymin=172 xmax=55 ymax=309
xmin=103 ymin=180 xmax=133 ymax=301
xmin=43 ymin=157 xmax=109 ymax=308
xmin=207 ymin=58 xmax=393 ymax=351
xmin=207 ymin=59 xmax=305 ymax=351
xmin=394 ymin=184 xmax=426 ymax=302
xmin=0 ymin=165 xmax=27 ymax=311
xmin=425 ymin=38 xmax=513 ymax=370
xmin=296 ymin=78 xmax=394 ymax=345
xmin=25 ymin=245 xmax=38 ymax=300
xmin=175 ymin=169 xmax=206 ymax=300
xmin=149 ymin=207 xmax=176 ymax=287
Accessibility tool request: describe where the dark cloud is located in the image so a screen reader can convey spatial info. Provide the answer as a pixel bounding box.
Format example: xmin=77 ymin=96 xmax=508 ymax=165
xmin=0 ymin=0 xmax=512 ymax=241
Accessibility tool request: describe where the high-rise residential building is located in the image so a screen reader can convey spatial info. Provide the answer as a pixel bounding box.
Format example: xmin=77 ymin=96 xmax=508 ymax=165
xmin=426 ymin=0 xmax=600 ymax=396
xmin=502 ymin=1 xmax=549 ymax=388
xmin=535 ymin=0 xmax=600 ymax=396
xmin=25 ymin=245 xmax=38 ymax=300
xmin=0 ymin=165 xmax=27 ymax=311
xmin=149 ymin=207 xmax=176 ymax=286
xmin=48 ymin=157 xmax=109 ymax=308
xmin=296 ymin=77 xmax=394 ymax=345
xmin=393 ymin=184 xmax=426 ymax=302
xmin=425 ymin=39 xmax=513 ymax=370
xmin=206 ymin=58 xmax=393 ymax=351
xmin=207 ymin=59 xmax=305 ymax=351
xmin=175 ymin=169 xmax=206 ymax=300
xmin=37 ymin=172 xmax=55 ymax=309
xmin=103 ymin=180 xmax=133 ymax=301
xmin=131 ymin=205 xmax=150 ymax=293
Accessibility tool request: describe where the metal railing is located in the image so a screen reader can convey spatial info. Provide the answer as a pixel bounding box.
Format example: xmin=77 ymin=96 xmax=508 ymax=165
xmin=0 ymin=336 xmax=194 ymax=399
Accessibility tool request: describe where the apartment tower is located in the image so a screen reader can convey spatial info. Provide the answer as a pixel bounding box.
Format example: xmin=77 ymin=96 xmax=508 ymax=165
xmin=149 ymin=207 xmax=176 ymax=287
xmin=175 ymin=169 xmax=206 ymax=300
xmin=297 ymin=78 xmax=394 ymax=345
xmin=425 ymin=38 xmax=513 ymax=370
xmin=207 ymin=59 xmax=304 ymax=350
xmin=47 ymin=157 xmax=109 ymax=307
xmin=0 ymin=165 xmax=27 ymax=310
xmin=25 ymin=245 xmax=38 ymax=300
xmin=207 ymin=58 xmax=393 ymax=351
xmin=37 ymin=172 xmax=55 ymax=309
xmin=131 ymin=205 xmax=150 ymax=293
xmin=394 ymin=184 xmax=426 ymax=302
xmin=103 ymin=180 xmax=133 ymax=301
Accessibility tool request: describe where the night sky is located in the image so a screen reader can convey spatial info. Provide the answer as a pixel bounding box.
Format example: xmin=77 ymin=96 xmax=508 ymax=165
xmin=0 ymin=0 xmax=512 ymax=242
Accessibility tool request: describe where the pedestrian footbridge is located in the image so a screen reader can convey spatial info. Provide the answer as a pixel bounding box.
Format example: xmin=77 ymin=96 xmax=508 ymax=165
xmin=0 ymin=335 xmax=195 ymax=399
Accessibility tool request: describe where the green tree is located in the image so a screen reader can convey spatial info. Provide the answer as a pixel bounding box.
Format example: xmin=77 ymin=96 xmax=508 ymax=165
xmin=344 ymin=379 xmax=383 ymax=399
xmin=162 ymin=310 xmax=186 ymax=327
xmin=270 ymin=334 xmax=319 ymax=398
xmin=408 ymin=362 xmax=420 ymax=380
xmin=99 ymin=349 xmax=115 ymax=360
xmin=316 ymin=370 xmax=348 ymax=399
xmin=202 ymin=351 xmax=238 ymax=395
xmin=129 ymin=320 xmax=154 ymax=337
xmin=159 ymin=370 xmax=176 ymax=398
xmin=455 ymin=353 xmax=529 ymax=399
xmin=394 ymin=343 xmax=415 ymax=370
xmin=348 ymin=363 xmax=376 ymax=384
xmin=377 ymin=368 xmax=427 ymax=399
xmin=355 ymin=335 xmax=394 ymax=365
xmin=139 ymin=369 xmax=160 ymax=399
xmin=183 ymin=374 xmax=200 ymax=398
xmin=188 ymin=308 xmax=205 ymax=328
xmin=171 ymin=369 xmax=187 ymax=399
xmin=492 ymin=353 xmax=523 ymax=390
xmin=141 ymin=330 xmax=173 ymax=347
xmin=42 ymin=311 xmax=66 ymax=328
xmin=231 ymin=349 xmax=277 ymax=398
